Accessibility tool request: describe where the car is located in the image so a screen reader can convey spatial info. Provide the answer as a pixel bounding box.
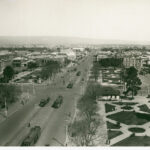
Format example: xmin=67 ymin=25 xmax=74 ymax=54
xmin=21 ymin=126 xmax=41 ymax=146
xmin=52 ymin=95 xmax=63 ymax=108
xmin=147 ymin=94 xmax=150 ymax=98
xmin=67 ymin=82 xmax=73 ymax=88
xmin=73 ymin=68 xmax=77 ymax=72
xmin=39 ymin=97 xmax=50 ymax=107
xmin=76 ymin=71 xmax=81 ymax=76
xmin=81 ymin=78 xmax=84 ymax=81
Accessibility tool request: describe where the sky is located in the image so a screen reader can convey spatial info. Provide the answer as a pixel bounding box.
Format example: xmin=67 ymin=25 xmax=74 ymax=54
xmin=0 ymin=0 xmax=150 ymax=41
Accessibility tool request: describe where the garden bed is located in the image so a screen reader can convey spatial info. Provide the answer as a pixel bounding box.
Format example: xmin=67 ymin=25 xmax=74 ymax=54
xmin=107 ymin=130 xmax=122 ymax=140
xmin=138 ymin=104 xmax=150 ymax=113
xmin=106 ymin=121 xmax=121 ymax=129
xmin=113 ymin=102 xmax=137 ymax=106
xmin=113 ymin=136 xmax=150 ymax=146
xmin=121 ymin=105 xmax=133 ymax=110
xmin=107 ymin=111 xmax=150 ymax=125
xmin=128 ymin=127 xmax=145 ymax=133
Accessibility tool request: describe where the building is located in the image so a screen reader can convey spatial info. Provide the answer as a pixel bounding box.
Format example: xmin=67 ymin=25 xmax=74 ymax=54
xmin=60 ymin=49 xmax=76 ymax=61
xmin=123 ymin=56 xmax=143 ymax=70
xmin=12 ymin=57 xmax=25 ymax=67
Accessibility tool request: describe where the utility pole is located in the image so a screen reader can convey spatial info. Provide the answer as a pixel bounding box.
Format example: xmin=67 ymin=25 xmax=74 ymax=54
xmin=21 ymin=83 xmax=23 ymax=92
xmin=32 ymin=83 xmax=35 ymax=94
xmin=4 ymin=97 xmax=8 ymax=118
xmin=49 ymin=77 xmax=50 ymax=85
xmin=28 ymin=89 xmax=30 ymax=100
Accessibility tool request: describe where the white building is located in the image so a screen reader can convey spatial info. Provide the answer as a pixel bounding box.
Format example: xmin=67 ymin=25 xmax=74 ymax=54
xmin=60 ymin=49 xmax=76 ymax=61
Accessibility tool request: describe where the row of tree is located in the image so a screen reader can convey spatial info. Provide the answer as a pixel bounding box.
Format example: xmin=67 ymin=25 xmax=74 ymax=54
xmin=0 ymin=84 xmax=21 ymax=108
xmin=40 ymin=60 xmax=61 ymax=80
xmin=98 ymin=58 xmax=123 ymax=68
xmin=68 ymin=82 xmax=100 ymax=146
xmin=101 ymin=46 xmax=147 ymax=52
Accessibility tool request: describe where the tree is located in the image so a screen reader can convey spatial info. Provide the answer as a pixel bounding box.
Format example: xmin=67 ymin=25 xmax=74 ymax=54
xmin=91 ymin=62 xmax=100 ymax=81
xmin=0 ymin=85 xmax=21 ymax=107
xmin=41 ymin=60 xmax=61 ymax=80
xmin=122 ymin=66 xmax=142 ymax=98
xmin=3 ymin=66 xmax=14 ymax=82
xmin=27 ymin=61 xmax=38 ymax=69
xmin=69 ymin=82 xmax=101 ymax=146
xmin=69 ymin=117 xmax=100 ymax=146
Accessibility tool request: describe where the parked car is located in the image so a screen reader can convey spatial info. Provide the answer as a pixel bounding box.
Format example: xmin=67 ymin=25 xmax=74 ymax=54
xmin=76 ymin=71 xmax=81 ymax=76
xmin=67 ymin=82 xmax=73 ymax=88
xmin=147 ymin=94 xmax=150 ymax=98
xmin=52 ymin=95 xmax=63 ymax=108
xmin=21 ymin=126 xmax=41 ymax=146
xmin=39 ymin=97 xmax=50 ymax=107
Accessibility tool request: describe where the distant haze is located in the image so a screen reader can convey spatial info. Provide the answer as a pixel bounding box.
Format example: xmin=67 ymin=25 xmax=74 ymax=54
xmin=0 ymin=36 xmax=149 ymax=47
xmin=0 ymin=0 xmax=150 ymax=42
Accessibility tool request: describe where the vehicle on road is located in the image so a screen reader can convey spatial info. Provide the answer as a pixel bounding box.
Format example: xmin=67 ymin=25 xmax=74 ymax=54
xmin=67 ymin=82 xmax=73 ymax=88
xmin=76 ymin=71 xmax=81 ymax=76
xmin=21 ymin=126 xmax=41 ymax=146
xmin=81 ymin=78 xmax=84 ymax=81
xmin=39 ymin=97 xmax=50 ymax=107
xmin=52 ymin=95 xmax=63 ymax=108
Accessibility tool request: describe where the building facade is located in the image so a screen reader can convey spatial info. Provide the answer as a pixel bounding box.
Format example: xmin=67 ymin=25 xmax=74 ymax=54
xmin=123 ymin=56 xmax=143 ymax=70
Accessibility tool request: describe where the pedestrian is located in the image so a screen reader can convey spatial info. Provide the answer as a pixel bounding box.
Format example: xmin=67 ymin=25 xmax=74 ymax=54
xmin=28 ymin=122 xmax=31 ymax=127
xmin=108 ymin=138 xmax=110 ymax=144
xmin=68 ymin=112 xmax=71 ymax=117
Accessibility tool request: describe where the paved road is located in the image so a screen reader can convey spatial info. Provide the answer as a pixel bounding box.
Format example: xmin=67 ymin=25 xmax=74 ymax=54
xmin=0 ymin=53 xmax=93 ymax=146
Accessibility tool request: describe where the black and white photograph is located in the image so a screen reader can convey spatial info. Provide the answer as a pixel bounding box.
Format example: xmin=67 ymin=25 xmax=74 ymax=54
xmin=0 ymin=0 xmax=150 ymax=147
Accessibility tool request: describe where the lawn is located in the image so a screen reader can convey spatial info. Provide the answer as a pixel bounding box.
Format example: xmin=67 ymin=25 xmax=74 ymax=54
xmin=106 ymin=121 xmax=121 ymax=129
xmin=113 ymin=136 xmax=150 ymax=146
xmin=105 ymin=103 xmax=116 ymax=113
xmin=107 ymin=130 xmax=122 ymax=140
xmin=107 ymin=111 xmax=150 ymax=125
xmin=138 ymin=104 xmax=150 ymax=113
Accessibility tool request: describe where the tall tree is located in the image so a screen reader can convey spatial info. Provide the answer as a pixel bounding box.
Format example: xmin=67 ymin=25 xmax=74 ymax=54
xmin=3 ymin=66 xmax=14 ymax=82
xmin=0 ymin=85 xmax=21 ymax=107
xmin=122 ymin=66 xmax=142 ymax=98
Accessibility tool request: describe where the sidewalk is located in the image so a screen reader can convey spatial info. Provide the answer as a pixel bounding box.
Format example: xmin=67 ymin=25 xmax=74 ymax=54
xmin=96 ymin=101 xmax=108 ymax=146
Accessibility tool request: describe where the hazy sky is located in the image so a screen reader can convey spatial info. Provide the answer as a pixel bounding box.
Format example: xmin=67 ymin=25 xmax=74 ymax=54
xmin=0 ymin=0 xmax=150 ymax=41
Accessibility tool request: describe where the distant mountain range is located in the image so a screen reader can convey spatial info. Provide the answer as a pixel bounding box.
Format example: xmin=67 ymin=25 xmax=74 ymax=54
xmin=0 ymin=36 xmax=149 ymax=47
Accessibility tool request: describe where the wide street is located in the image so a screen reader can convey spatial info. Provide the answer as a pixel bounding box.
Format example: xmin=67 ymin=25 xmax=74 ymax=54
xmin=0 ymin=53 xmax=93 ymax=146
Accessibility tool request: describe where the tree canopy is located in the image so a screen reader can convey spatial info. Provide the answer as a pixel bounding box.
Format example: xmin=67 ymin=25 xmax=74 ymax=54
xmin=122 ymin=66 xmax=142 ymax=98
xmin=0 ymin=85 xmax=21 ymax=107
xmin=40 ymin=60 xmax=61 ymax=80
xmin=3 ymin=66 xmax=14 ymax=82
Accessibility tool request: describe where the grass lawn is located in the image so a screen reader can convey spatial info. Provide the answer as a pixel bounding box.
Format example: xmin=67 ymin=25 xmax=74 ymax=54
xmin=106 ymin=121 xmax=121 ymax=129
xmin=107 ymin=130 xmax=122 ymax=140
xmin=113 ymin=102 xmax=137 ymax=106
xmin=113 ymin=136 xmax=150 ymax=146
xmin=105 ymin=103 xmax=116 ymax=113
xmin=107 ymin=111 xmax=150 ymax=125
xmin=138 ymin=104 xmax=150 ymax=113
